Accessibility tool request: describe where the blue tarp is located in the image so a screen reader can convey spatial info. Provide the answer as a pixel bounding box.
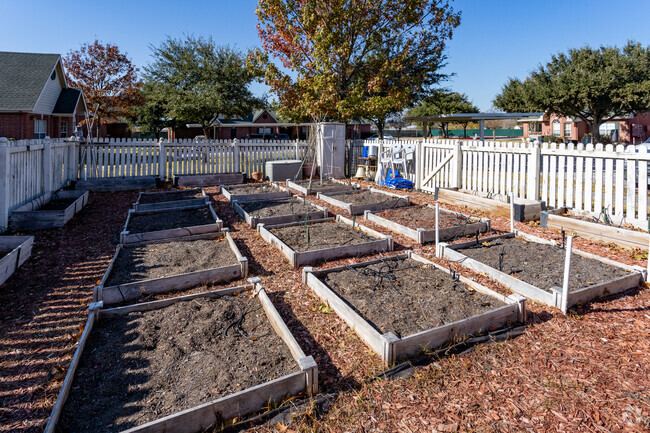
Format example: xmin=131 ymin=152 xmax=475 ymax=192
xmin=377 ymin=169 xmax=414 ymax=190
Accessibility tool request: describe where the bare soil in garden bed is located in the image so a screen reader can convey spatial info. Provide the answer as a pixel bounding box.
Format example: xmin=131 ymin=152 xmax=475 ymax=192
xmin=38 ymin=198 xmax=77 ymax=211
xmin=239 ymin=198 xmax=317 ymax=218
xmin=0 ymin=249 xmax=11 ymax=258
xmin=127 ymin=207 xmax=214 ymax=233
xmin=377 ymin=205 xmax=475 ymax=230
xmin=138 ymin=188 xmax=203 ymax=204
xmin=226 ymin=184 xmax=279 ymax=195
xmin=270 ymin=220 xmax=377 ymax=252
xmin=323 ymin=257 xmax=506 ymax=338
xmin=457 ymin=237 xmax=631 ymax=292
xmin=105 ymin=238 xmax=238 ymax=286
xmin=292 ymin=180 xmax=355 ymax=192
xmin=58 ymin=295 xmax=296 ymax=433
xmin=330 ymin=190 xmax=398 ymax=205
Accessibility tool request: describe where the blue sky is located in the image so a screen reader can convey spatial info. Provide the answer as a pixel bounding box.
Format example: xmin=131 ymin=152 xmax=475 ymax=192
xmin=1 ymin=0 xmax=648 ymax=110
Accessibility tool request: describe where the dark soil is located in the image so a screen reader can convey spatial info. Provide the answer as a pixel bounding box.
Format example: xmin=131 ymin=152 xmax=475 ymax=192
xmin=457 ymin=237 xmax=632 ymax=292
xmin=226 ymin=184 xmax=279 ymax=195
xmin=0 ymin=249 xmax=12 ymax=258
xmin=271 ymin=220 xmax=378 ymax=252
xmin=138 ymin=189 xmax=203 ymax=204
xmin=323 ymin=257 xmax=506 ymax=338
xmin=58 ymin=295 xmax=297 ymax=433
xmin=38 ymin=198 xmax=77 ymax=211
xmin=127 ymin=207 xmax=215 ymax=233
xmin=377 ymin=206 xmax=476 ymax=230
xmin=293 ymin=180 xmax=356 ymax=192
xmin=239 ymin=198 xmax=318 ymax=218
xmin=105 ymin=238 xmax=238 ymax=286
xmin=330 ymin=190 xmax=399 ymax=205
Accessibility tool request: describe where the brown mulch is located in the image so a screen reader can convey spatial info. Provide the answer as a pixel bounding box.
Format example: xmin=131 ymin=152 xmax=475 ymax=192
xmin=1 ymin=181 xmax=648 ymax=432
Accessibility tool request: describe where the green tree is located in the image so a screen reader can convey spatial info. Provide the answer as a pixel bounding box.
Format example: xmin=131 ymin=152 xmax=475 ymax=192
xmin=134 ymin=82 xmax=169 ymax=137
xmin=407 ymin=90 xmax=479 ymax=137
xmin=493 ymin=42 xmax=650 ymax=142
xmin=249 ymin=0 xmax=460 ymax=128
xmin=145 ymin=36 xmax=262 ymax=138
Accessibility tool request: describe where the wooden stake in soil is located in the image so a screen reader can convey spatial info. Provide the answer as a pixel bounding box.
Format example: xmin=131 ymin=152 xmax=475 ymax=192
xmin=510 ymin=192 xmax=515 ymax=233
xmin=435 ymin=203 xmax=440 ymax=257
xmin=561 ymin=235 xmax=574 ymax=314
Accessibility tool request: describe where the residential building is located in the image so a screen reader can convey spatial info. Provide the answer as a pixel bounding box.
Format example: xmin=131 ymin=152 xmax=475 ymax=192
xmin=0 ymin=51 xmax=87 ymax=140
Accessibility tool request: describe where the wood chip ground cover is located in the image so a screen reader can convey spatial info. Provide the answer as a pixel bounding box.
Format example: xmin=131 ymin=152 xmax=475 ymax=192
xmin=138 ymin=188 xmax=203 ymax=204
xmin=1 ymin=183 xmax=648 ymax=432
xmin=57 ymin=295 xmax=296 ymax=433
xmin=377 ymin=205 xmax=474 ymax=230
xmin=457 ymin=236 xmax=631 ymax=292
xmin=322 ymin=257 xmax=506 ymax=337
xmin=127 ymin=207 xmax=214 ymax=233
xmin=239 ymin=198 xmax=317 ymax=218
xmin=104 ymin=238 xmax=238 ymax=286
xmin=270 ymin=220 xmax=376 ymax=251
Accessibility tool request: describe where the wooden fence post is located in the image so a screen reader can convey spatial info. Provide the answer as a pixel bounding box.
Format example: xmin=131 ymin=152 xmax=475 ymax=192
xmin=43 ymin=136 xmax=52 ymax=196
xmin=0 ymin=138 xmax=10 ymax=232
xmin=233 ymin=139 xmax=240 ymax=173
xmin=415 ymin=139 xmax=423 ymax=190
xmin=453 ymin=139 xmax=462 ymax=189
xmin=66 ymin=138 xmax=76 ymax=182
xmin=527 ymin=141 xmax=541 ymax=201
xmin=294 ymin=139 xmax=300 ymax=160
xmin=158 ymin=138 xmax=166 ymax=181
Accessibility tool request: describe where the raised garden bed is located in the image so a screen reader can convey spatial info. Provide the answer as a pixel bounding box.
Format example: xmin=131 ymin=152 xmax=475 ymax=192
xmin=233 ymin=195 xmax=329 ymax=229
xmin=541 ymin=208 xmax=650 ymax=251
xmin=45 ymin=280 xmax=318 ymax=433
xmin=364 ymin=203 xmax=490 ymax=244
xmin=439 ymin=232 xmax=645 ymax=310
xmin=435 ymin=187 xmax=543 ymax=222
xmin=286 ymin=178 xmax=360 ymax=195
xmin=120 ymin=203 xmax=222 ymax=244
xmin=317 ymin=188 xmax=409 ymax=215
xmin=9 ymin=190 xmax=89 ymax=230
xmin=0 ymin=236 xmax=34 ymax=287
xmin=221 ymin=182 xmax=291 ymax=202
xmin=174 ymin=172 xmax=245 ymax=187
xmin=303 ymin=252 xmax=526 ymax=365
xmin=95 ymin=231 xmax=247 ymax=306
xmin=133 ymin=188 xmax=209 ymax=212
xmin=258 ymin=215 xmax=393 ymax=268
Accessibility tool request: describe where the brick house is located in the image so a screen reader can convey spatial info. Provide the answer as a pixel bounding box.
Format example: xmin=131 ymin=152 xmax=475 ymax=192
xmin=520 ymin=112 xmax=650 ymax=143
xmin=0 ymin=51 xmax=87 ymax=140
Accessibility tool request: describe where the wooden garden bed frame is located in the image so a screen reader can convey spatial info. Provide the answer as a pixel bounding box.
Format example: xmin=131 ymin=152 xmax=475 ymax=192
xmin=45 ymin=278 xmax=318 ymax=433
xmin=316 ymin=188 xmax=409 ymax=215
xmin=541 ymin=208 xmax=650 ymax=251
xmin=94 ymin=231 xmax=248 ymax=306
xmin=9 ymin=190 xmax=89 ymax=230
xmin=133 ymin=188 xmax=210 ymax=212
xmin=174 ymin=172 xmax=245 ymax=187
xmin=286 ymin=178 xmax=360 ymax=195
xmin=120 ymin=203 xmax=222 ymax=244
xmin=303 ymin=252 xmax=526 ymax=365
xmin=439 ymin=231 xmax=646 ymax=310
xmin=0 ymin=235 xmax=34 ymax=286
xmin=364 ymin=203 xmax=491 ymax=244
xmin=257 ymin=215 xmax=393 ymax=268
xmin=435 ymin=187 xmax=543 ymax=222
xmin=221 ymin=183 xmax=291 ymax=202
xmin=233 ymin=195 xmax=329 ymax=229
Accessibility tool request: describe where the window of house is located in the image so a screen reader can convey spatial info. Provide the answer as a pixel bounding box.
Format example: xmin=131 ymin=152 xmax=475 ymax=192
xmin=258 ymin=127 xmax=271 ymax=135
xmin=552 ymin=120 xmax=561 ymax=136
xmin=34 ymin=119 xmax=47 ymax=139
xmin=564 ymin=123 xmax=571 ymax=137
xmin=60 ymin=120 xmax=68 ymax=138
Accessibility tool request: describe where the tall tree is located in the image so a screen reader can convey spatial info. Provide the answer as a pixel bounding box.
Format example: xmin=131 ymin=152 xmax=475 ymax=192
xmin=134 ymin=82 xmax=170 ymax=138
xmin=249 ymin=0 xmax=461 ymax=126
xmin=493 ymin=42 xmax=650 ymax=142
xmin=146 ymin=36 xmax=262 ymax=138
xmin=407 ymin=90 xmax=478 ymax=137
xmin=64 ymin=40 xmax=142 ymax=136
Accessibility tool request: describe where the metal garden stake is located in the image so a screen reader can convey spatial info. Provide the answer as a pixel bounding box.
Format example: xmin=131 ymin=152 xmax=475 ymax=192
xmin=435 ymin=203 xmax=440 ymax=257
xmin=561 ymin=235 xmax=574 ymax=314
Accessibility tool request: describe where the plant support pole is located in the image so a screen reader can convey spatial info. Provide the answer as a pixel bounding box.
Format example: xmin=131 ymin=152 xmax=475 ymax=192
xmin=561 ymin=235 xmax=574 ymax=314
xmin=510 ymin=192 xmax=515 ymax=233
xmin=435 ymin=203 xmax=440 ymax=257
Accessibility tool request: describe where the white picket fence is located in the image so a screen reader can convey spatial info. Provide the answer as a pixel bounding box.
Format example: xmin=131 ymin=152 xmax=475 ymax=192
xmin=79 ymin=138 xmax=309 ymax=180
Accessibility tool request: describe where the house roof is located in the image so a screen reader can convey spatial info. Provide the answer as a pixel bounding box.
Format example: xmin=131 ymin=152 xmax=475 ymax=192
xmin=52 ymin=88 xmax=82 ymax=114
xmin=0 ymin=51 xmax=61 ymax=111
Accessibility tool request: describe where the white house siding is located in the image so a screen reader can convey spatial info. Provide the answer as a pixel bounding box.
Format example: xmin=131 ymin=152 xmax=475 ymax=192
xmin=32 ymin=62 xmax=65 ymax=115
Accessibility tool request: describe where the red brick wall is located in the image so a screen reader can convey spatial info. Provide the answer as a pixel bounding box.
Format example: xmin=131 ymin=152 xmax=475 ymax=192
xmin=0 ymin=113 xmax=29 ymax=139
